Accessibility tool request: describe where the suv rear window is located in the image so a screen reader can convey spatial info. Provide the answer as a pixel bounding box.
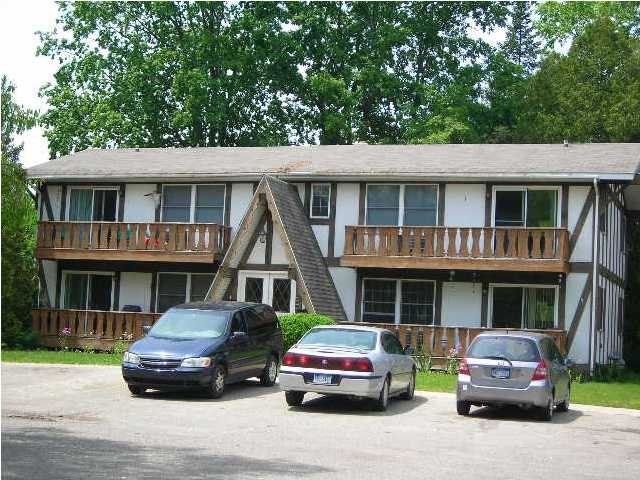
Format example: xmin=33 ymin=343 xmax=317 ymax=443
xmin=467 ymin=336 xmax=541 ymax=362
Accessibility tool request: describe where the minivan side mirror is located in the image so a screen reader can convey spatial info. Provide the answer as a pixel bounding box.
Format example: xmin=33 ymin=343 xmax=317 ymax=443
xmin=403 ymin=346 xmax=414 ymax=356
xmin=232 ymin=331 xmax=248 ymax=339
xmin=142 ymin=325 xmax=152 ymax=335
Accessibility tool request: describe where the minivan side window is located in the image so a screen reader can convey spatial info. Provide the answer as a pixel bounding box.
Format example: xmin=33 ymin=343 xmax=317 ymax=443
xmin=230 ymin=312 xmax=247 ymax=334
xmin=244 ymin=309 xmax=263 ymax=335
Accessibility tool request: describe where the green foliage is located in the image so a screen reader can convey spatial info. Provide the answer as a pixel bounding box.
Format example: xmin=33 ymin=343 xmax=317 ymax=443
xmin=413 ymin=350 xmax=433 ymax=373
xmin=1 ymin=76 xmax=38 ymax=346
xmin=1 ymin=349 xmax=122 ymax=366
xmin=278 ymin=313 xmax=335 ymax=351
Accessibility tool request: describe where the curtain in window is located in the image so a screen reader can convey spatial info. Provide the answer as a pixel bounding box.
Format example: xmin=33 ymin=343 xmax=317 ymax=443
xmin=195 ymin=185 xmax=225 ymax=223
xmin=162 ymin=186 xmax=191 ymax=222
xmin=157 ymin=274 xmax=187 ymax=313
xmin=404 ymin=186 xmax=437 ymax=226
xmin=68 ymin=189 xmax=93 ymax=221
xmin=400 ymin=281 xmax=434 ymax=324
xmin=362 ymin=279 xmax=396 ymax=322
xmin=523 ymin=288 xmax=555 ymax=329
xmin=367 ymin=185 xmax=400 ymax=225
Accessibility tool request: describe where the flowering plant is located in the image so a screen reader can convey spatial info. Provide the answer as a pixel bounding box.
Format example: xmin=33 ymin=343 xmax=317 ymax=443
xmin=446 ymin=343 xmax=462 ymax=375
xmin=58 ymin=326 xmax=72 ymax=350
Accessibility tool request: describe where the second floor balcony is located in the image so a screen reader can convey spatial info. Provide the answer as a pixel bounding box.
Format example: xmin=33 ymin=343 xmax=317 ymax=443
xmin=342 ymin=225 xmax=569 ymax=273
xmin=36 ymin=221 xmax=231 ymax=263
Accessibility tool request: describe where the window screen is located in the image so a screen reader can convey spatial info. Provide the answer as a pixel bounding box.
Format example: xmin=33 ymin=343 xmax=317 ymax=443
xmin=494 ymin=190 xmax=524 ymax=227
xmin=162 ymin=186 xmax=191 ymax=222
xmin=157 ymin=274 xmax=187 ymax=313
xmin=367 ymin=185 xmax=400 ymax=225
xmin=400 ymin=281 xmax=434 ymax=324
xmin=190 ymin=274 xmax=214 ymax=302
xmin=195 ymin=185 xmax=225 ymax=223
xmin=311 ymin=184 xmax=330 ymax=218
xmin=362 ymin=279 xmax=396 ymax=323
xmin=523 ymin=288 xmax=555 ymax=329
xmin=491 ymin=287 xmax=523 ymax=328
xmin=403 ymin=185 xmax=437 ymax=226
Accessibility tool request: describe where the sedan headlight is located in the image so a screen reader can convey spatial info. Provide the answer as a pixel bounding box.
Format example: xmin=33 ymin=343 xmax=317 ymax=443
xmin=180 ymin=357 xmax=212 ymax=368
xmin=123 ymin=351 xmax=140 ymax=364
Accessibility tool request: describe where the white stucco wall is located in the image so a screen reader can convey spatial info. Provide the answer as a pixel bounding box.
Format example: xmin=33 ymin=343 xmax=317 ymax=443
xmin=229 ymin=183 xmax=254 ymax=236
xmin=311 ymin=224 xmax=329 ymax=257
xmin=565 ymin=272 xmax=591 ymax=364
xmin=271 ymin=229 xmax=289 ymax=264
xmin=568 ymin=186 xmax=593 ymax=262
xmin=247 ymin=236 xmax=266 ymax=264
xmin=444 ymin=184 xmax=485 ymax=227
xmin=329 ymin=267 xmax=357 ymax=321
xmin=334 ymin=183 xmax=359 ymax=257
xmin=41 ymin=260 xmax=57 ymax=306
xmin=47 ymin=185 xmax=62 ymax=220
xmin=119 ymin=272 xmax=152 ymax=312
xmin=123 ymin=184 xmax=156 ymax=222
xmin=441 ymin=282 xmax=482 ymax=327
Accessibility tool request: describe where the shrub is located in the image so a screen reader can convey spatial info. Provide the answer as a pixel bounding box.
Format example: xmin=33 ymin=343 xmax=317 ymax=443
xmin=278 ymin=313 xmax=335 ymax=351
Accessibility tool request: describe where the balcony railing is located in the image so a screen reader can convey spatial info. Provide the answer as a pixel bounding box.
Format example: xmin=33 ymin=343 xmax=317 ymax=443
xmin=36 ymin=221 xmax=231 ymax=263
xmin=342 ymin=226 xmax=569 ymax=272
xmin=31 ymin=308 xmax=162 ymax=350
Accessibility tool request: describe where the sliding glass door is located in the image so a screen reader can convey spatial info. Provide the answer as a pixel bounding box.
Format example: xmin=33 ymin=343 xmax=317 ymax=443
xmin=68 ymin=188 xmax=118 ymax=222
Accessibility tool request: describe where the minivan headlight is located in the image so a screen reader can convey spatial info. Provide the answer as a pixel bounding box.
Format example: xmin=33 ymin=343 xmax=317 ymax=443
xmin=180 ymin=357 xmax=212 ymax=368
xmin=123 ymin=351 xmax=140 ymax=364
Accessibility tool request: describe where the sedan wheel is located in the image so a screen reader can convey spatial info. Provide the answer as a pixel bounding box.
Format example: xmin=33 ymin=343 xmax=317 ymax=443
xmin=400 ymin=371 xmax=416 ymax=400
xmin=374 ymin=378 xmax=390 ymax=412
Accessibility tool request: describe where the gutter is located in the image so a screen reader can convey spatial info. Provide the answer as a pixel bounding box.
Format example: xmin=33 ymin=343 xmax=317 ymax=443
xmin=589 ymin=176 xmax=600 ymax=376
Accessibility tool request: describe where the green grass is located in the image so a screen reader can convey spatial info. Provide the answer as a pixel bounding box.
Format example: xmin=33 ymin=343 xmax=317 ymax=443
xmin=416 ymin=371 xmax=640 ymax=410
xmin=1 ymin=349 xmax=122 ymax=366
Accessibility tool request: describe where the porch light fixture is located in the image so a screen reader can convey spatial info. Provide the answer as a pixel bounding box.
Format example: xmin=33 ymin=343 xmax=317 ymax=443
xmin=145 ymin=191 xmax=162 ymax=209
xmin=258 ymin=230 xmax=267 ymax=244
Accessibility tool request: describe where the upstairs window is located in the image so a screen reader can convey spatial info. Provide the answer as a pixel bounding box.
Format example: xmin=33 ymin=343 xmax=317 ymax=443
xmin=310 ymin=183 xmax=331 ymax=218
xmin=493 ymin=187 xmax=558 ymax=228
xmin=162 ymin=185 xmax=225 ymax=223
xmin=366 ymin=184 xmax=437 ymax=226
xmin=162 ymin=186 xmax=191 ymax=222
xmin=195 ymin=185 xmax=225 ymax=223
xmin=68 ymin=188 xmax=118 ymax=222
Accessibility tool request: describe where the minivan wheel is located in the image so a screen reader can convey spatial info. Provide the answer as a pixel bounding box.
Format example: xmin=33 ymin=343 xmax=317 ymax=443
xmin=260 ymin=355 xmax=278 ymax=386
xmin=206 ymin=365 xmax=226 ymax=399
xmin=285 ymin=391 xmax=305 ymax=406
xmin=374 ymin=377 xmax=390 ymax=412
xmin=457 ymin=400 xmax=471 ymax=416
xmin=128 ymin=384 xmax=145 ymax=395
xmin=399 ymin=371 xmax=416 ymax=400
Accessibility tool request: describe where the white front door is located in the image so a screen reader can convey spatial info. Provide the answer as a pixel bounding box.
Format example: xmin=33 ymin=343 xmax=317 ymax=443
xmin=238 ymin=271 xmax=296 ymax=313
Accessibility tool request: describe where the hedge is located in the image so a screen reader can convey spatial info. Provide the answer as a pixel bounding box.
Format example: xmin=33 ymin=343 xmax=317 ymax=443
xmin=278 ymin=313 xmax=336 ymax=351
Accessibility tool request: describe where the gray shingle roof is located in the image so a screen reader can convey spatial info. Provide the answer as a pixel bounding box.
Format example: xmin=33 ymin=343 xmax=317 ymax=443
xmin=27 ymin=143 xmax=640 ymax=182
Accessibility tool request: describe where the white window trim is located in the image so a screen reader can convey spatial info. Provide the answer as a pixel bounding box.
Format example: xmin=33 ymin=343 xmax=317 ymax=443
xmin=66 ymin=186 xmax=120 ymax=222
xmin=60 ymin=270 xmax=116 ymax=311
xmin=491 ymin=186 xmax=561 ymax=228
xmin=488 ymin=283 xmax=559 ymax=329
xmin=155 ymin=272 xmax=215 ymax=311
xmin=361 ymin=277 xmax=436 ymax=325
xmin=160 ymin=184 xmax=226 ymax=224
xmin=310 ymin=183 xmax=331 ymax=219
xmin=365 ymin=183 xmax=439 ymax=226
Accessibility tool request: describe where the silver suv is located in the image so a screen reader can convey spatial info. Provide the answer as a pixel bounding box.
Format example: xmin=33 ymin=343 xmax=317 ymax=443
xmin=456 ymin=332 xmax=571 ymax=421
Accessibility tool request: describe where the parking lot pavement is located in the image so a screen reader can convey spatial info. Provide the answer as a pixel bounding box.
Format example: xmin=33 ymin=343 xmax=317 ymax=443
xmin=2 ymin=363 xmax=640 ymax=480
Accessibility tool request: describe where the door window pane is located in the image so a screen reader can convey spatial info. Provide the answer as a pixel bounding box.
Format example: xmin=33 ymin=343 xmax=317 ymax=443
xmin=526 ymin=190 xmax=557 ymax=227
xmin=190 ymin=274 xmax=214 ymax=302
xmin=88 ymin=275 xmax=113 ymax=310
xmin=92 ymin=190 xmax=117 ymax=222
xmin=367 ymin=185 xmax=400 ymax=225
xmin=68 ymin=189 xmax=93 ymax=221
xmin=244 ymin=277 xmax=264 ymax=304
xmin=272 ymin=278 xmax=291 ymax=312
xmin=363 ymin=279 xmax=396 ymax=323
xmin=64 ymin=273 xmax=88 ymax=309
xmin=157 ymin=274 xmax=187 ymax=313
xmin=195 ymin=185 xmax=225 ymax=223
xmin=494 ymin=190 xmax=524 ymax=227
xmin=404 ymin=185 xmax=437 ymax=226
xmin=491 ymin=287 xmax=523 ymax=328
xmin=400 ymin=281 xmax=434 ymax=324
xmin=311 ymin=184 xmax=330 ymax=218
xmin=162 ymin=186 xmax=191 ymax=222
xmin=523 ymin=288 xmax=555 ymax=329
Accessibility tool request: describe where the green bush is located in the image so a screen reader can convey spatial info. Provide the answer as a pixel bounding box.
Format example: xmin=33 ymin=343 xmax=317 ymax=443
xmin=278 ymin=313 xmax=335 ymax=351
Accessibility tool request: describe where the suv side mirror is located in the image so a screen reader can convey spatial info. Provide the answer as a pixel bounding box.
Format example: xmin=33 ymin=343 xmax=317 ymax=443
xmin=142 ymin=325 xmax=152 ymax=335
xmin=403 ymin=346 xmax=414 ymax=356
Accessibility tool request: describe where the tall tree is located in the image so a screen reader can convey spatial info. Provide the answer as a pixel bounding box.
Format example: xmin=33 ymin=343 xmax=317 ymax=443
xmin=1 ymin=75 xmax=38 ymax=345
xmin=501 ymin=1 xmax=540 ymax=73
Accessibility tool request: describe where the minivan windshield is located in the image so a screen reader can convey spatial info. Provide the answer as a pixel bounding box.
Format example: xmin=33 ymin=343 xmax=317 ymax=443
xmin=467 ymin=336 xmax=541 ymax=362
xmin=298 ymin=328 xmax=377 ymax=351
xmin=149 ymin=309 xmax=229 ymax=339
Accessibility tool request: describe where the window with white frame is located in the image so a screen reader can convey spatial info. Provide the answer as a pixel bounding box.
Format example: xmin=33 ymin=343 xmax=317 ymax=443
xmin=310 ymin=183 xmax=331 ymax=218
xmin=493 ymin=187 xmax=559 ymax=228
xmin=63 ymin=271 xmax=114 ymax=311
xmin=366 ymin=184 xmax=437 ymax=226
xmin=161 ymin=185 xmax=225 ymax=223
xmin=362 ymin=279 xmax=434 ymax=325
xmin=490 ymin=285 xmax=557 ymax=329
xmin=156 ymin=273 xmax=214 ymax=313
xmin=68 ymin=187 xmax=118 ymax=221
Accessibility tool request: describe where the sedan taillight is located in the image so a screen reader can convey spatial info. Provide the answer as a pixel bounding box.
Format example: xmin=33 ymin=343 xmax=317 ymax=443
xmin=282 ymin=353 xmax=373 ymax=372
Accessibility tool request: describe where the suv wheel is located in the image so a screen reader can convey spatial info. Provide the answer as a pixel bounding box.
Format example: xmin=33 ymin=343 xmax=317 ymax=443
xmin=206 ymin=365 xmax=226 ymax=399
xmin=128 ymin=385 xmax=145 ymax=396
xmin=285 ymin=391 xmax=305 ymax=406
xmin=260 ymin=355 xmax=278 ymax=386
xmin=374 ymin=377 xmax=390 ymax=412
xmin=399 ymin=371 xmax=416 ymax=400
xmin=456 ymin=400 xmax=471 ymax=416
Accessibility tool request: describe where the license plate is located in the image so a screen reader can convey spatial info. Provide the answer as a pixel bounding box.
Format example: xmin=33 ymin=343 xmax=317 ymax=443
xmin=491 ymin=367 xmax=511 ymax=379
xmin=313 ymin=373 xmax=333 ymax=384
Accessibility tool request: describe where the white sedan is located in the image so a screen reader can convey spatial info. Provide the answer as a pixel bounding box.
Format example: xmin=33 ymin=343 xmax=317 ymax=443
xmin=279 ymin=325 xmax=416 ymax=411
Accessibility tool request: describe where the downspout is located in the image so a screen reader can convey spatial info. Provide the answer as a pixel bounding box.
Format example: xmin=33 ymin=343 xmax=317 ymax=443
xmin=589 ymin=177 xmax=600 ymax=376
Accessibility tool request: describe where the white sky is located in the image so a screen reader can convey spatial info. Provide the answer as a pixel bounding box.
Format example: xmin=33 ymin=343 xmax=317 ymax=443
xmin=0 ymin=1 xmax=508 ymax=169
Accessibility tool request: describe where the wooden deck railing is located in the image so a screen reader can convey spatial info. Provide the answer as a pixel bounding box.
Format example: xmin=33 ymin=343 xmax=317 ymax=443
xmin=31 ymin=308 xmax=162 ymax=350
xmin=342 ymin=226 xmax=569 ymax=272
xmin=348 ymin=322 xmax=567 ymax=356
xmin=36 ymin=221 xmax=231 ymax=262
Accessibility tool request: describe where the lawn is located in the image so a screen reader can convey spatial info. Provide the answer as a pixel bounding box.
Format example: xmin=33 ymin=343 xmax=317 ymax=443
xmin=1 ymin=349 xmax=121 ymax=366
xmin=416 ymin=371 xmax=640 ymax=410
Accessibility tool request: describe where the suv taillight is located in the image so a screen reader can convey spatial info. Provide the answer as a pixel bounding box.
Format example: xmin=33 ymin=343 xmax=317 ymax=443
xmin=531 ymin=360 xmax=549 ymax=381
xmin=459 ymin=358 xmax=470 ymax=375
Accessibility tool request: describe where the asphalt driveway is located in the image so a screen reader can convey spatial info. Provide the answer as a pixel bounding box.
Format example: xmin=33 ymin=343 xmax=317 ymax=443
xmin=2 ymin=363 xmax=639 ymax=480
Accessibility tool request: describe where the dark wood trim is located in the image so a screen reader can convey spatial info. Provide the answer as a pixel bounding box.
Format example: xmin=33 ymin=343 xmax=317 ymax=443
xmin=154 ymin=183 xmax=161 ymax=222
xmin=237 ymin=214 xmax=267 ymax=269
xmin=324 ymin=257 xmax=341 ymax=267
xmin=569 ymin=262 xmax=592 ymax=273
xmin=303 ymin=183 xmax=311 ymax=217
xmin=561 ymin=185 xmax=569 ymax=228
xmin=604 ymin=184 xmax=624 ymax=211
xmin=566 ymin=271 xmax=593 ymax=351
xmin=434 ymin=280 xmax=443 ymax=325
xmin=308 ymin=218 xmax=331 ymax=226
xmin=59 ymin=185 xmax=67 ymax=221
xmin=484 ymin=183 xmax=493 ymax=227
xmin=599 ymin=264 xmax=624 ymax=288
xmin=149 ymin=273 xmax=157 ymax=313
xmin=437 ymin=183 xmax=446 ymax=226
xmin=239 ymin=263 xmax=289 ymax=271
xmin=57 ymin=259 xmax=220 ymax=274
xmin=41 ymin=186 xmax=54 ymax=221
xmin=569 ymin=188 xmax=595 ymax=256
xmin=353 ymin=267 xmax=560 ymax=284
xmin=117 ymin=184 xmax=126 ymax=222
xmin=558 ymin=277 xmax=566 ymax=330
xmin=264 ymin=213 xmax=273 ymax=265
xmin=37 ymin=260 xmax=51 ymax=307
xmin=37 ymin=191 xmax=42 ymax=221
xmin=55 ymin=266 xmax=62 ymax=309
xmin=480 ymin=281 xmax=489 ymax=327
xmin=224 ymin=182 xmax=232 ymax=227
xmin=328 ymin=182 xmax=337 ymax=258
xmin=358 ymin=182 xmax=366 ymax=224
xmin=354 ymin=270 xmax=363 ymax=321
xmin=113 ymin=271 xmax=121 ymax=310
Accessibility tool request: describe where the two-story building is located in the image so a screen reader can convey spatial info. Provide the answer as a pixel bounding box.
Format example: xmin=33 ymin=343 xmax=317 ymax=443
xmin=28 ymin=143 xmax=640 ymax=373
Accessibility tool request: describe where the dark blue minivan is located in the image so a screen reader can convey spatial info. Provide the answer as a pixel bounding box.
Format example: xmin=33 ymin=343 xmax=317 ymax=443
xmin=122 ymin=302 xmax=283 ymax=398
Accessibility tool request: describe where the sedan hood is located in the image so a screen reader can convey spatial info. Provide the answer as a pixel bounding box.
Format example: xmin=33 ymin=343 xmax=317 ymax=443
xmin=129 ymin=335 xmax=224 ymax=358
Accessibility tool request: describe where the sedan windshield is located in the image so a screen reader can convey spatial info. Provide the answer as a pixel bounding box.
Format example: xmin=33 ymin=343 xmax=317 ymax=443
xmin=467 ymin=336 xmax=541 ymax=362
xmin=149 ymin=309 xmax=228 ymax=339
xmin=298 ymin=328 xmax=377 ymax=351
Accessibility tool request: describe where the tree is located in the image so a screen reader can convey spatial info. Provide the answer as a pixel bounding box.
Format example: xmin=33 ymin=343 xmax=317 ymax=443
xmin=517 ymin=17 xmax=640 ymax=143
xmin=502 ymin=1 xmax=540 ymax=73
xmin=1 ymin=75 xmax=38 ymax=345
